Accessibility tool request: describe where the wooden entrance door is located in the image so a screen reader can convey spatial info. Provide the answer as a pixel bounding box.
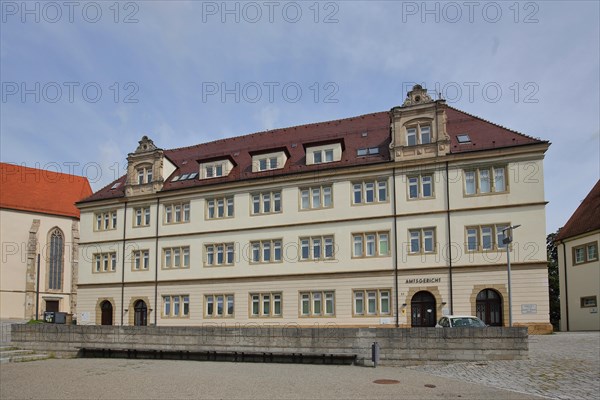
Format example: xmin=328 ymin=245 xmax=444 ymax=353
xmin=100 ymin=300 xmax=113 ymax=326
xmin=411 ymin=291 xmax=437 ymax=327
xmin=134 ymin=300 xmax=147 ymax=326
xmin=45 ymin=300 xmax=59 ymax=313
xmin=476 ymin=289 xmax=503 ymax=326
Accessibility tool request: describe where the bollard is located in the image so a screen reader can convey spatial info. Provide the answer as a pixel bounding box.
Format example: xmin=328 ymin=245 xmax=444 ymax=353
xmin=371 ymin=341 xmax=380 ymax=368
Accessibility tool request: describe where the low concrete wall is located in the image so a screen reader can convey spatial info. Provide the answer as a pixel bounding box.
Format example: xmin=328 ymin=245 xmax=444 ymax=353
xmin=11 ymin=324 xmax=528 ymax=366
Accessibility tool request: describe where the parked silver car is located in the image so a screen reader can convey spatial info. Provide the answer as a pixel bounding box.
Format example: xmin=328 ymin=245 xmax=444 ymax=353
xmin=435 ymin=315 xmax=487 ymax=328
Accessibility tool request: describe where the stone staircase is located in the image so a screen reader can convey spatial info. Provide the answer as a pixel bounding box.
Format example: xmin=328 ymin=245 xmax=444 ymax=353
xmin=0 ymin=345 xmax=51 ymax=364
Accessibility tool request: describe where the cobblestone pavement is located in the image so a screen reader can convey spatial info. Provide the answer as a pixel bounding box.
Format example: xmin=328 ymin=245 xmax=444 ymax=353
xmin=406 ymin=332 xmax=600 ymax=400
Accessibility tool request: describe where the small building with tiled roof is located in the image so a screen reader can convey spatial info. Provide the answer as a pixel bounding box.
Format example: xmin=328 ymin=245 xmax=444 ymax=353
xmin=0 ymin=163 xmax=92 ymax=320
xmin=75 ymin=85 xmax=552 ymax=333
xmin=556 ymin=180 xmax=600 ymax=331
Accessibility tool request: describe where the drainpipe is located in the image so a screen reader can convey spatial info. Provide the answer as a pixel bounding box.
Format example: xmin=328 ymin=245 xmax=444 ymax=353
xmin=562 ymin=242 xmax=569 ymax=331
xmin=154 ymin=198 xmax=160 ymax=325
xmin=392 ymin=166 xmax=399 ymax=327
xmin=445 ymin=161 xmax=454 ymax=314
xmin=120 ymin=202 xmax=128 ymax=326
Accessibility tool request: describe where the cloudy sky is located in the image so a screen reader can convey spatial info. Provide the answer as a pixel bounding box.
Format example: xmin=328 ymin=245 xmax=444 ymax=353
xmin=1 ymin=0 xmax=598 ymax=234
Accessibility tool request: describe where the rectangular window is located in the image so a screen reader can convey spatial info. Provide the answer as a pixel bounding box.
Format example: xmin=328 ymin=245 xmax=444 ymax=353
xmin=94 ymin=210 xmax=118 ymax=231
xmin=163 ymin=246 xmax=190 ymax=269
xmin=406 ymin=127 xmax=417 ymax=146
xmin=250 ymin=292 xmax=282 ymax=317
xmin=408 ymin=228 xmax=436 ymax=254
xmin=352 ymin=180 xmax=388 ymax=205
xmin=580 ymin=296 xmax=597 ymax=308
xmin=464 ymin=166 xmax=508 ymax=196
xmin=299 ymin=185 xmax=333 ymax=210
xmin=93 ymin=252 xmax=117 ymax=273
xmin=408 ymin=175 xmax=434 ymax=199
xmin=134 ymin=207 xmax=151 ymax=227
xmin=353 ymin=232 xmax=390 ymax=258
xmin=251 ymin=191 xmax=282 ymax=215
xmin=162 ymin=295 xmax=189 ymax=317
xmin=205 ymin=243 xmax=234 ymax=266
xmin=299 ymin=236 xmax=335 ymax=261
xmin=132 ymin=250 xmax=149 ymax=270
xmin=420 ymin=126 xmax=431 ymax=144
xmin=299 ymin=291 xmax=335 ymax=317
xmin=164 ymin=202 xmax=190 ymax=224
xmin=206 ymin=196 xmax=234 ymax=219
xmin=574 ymin=242 xmax=599 ymax=265
xmin=465 ymin=224 xmax=510 ymax=252
xmin=205 ymin=294 xmax=234 ymax=317
xmin=353 ymin=289 xmax=392 ymax=317
xmin=249 ymin=240 xmax=283 ymax=263
xmin=312 ymin=148 xmax=336 ymax=164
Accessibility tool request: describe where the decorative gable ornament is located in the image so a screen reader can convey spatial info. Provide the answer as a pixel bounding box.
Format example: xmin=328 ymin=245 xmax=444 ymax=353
xmin=402 ymin=84 xmax=434 ymax=107
xmin=134 ymin=136 xmax=158 ymax=154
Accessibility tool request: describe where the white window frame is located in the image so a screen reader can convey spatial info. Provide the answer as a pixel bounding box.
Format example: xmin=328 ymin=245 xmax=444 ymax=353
xmin=250 ymin=292 xmax=282 ymax=317
xmin=408 ymin=174 xmax=434 ymax=199
xmin=206 ymin=196 xmax=234 ymax=219
xmin=92 ymin=252 xmax=117 ymax=273
xmin=408 ymin=228 xmax=436 ymax=254
xmin=465 ymin=224 xmax=510 ymax=252
xmin=299 ymin=236 xmax=335 ymax=261
xmin=353 ymin=289 xmax=392 ymax=317
xmin=162 ymin=246 xmax=190 ymax=269
xmin=299 ymin=291 xmax=335 ymax=317
xmin=251 ymin=191 xmax=282 ymax=215
xmin=352 ymin=232 xmax=390 ymax=258
xmin=352 ymin=179 xmax=388 ymax=205
xmin=162 ymin=295 xmax=189 ymax=318
xmin=249 ymin=239 xmax=282 ymax=264
xmin=94 ymin=210 xmax=118 ymax=231
xmin=405 ymin=124 xmax=432 ymax=146
xmin=464 ymin=166 xmax=508 ymax=196
xmin=300 ymin=185 xmax=333 ymax=210
xmin=163 ymin=202 xmax=190 ymax=224
xmin=205 ymin=294 xmax=234 ymax=318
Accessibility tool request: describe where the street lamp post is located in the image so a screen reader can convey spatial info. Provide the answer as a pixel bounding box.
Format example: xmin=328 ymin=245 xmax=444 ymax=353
xmin=502 ymin=224 xmax=521 ymax=327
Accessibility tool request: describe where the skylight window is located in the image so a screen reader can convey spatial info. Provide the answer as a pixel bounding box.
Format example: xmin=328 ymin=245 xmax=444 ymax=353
xmin=357 ymin=147 xmax=380 ymax=156
xmin=457 ymin=134 xmax=471 ymax=144
xmin=187 ymin=172 xmax=198 ymax=180
xmin=172 ymin=176 xmax=180 ymax=182
xmin=180 ymin=174 xmax=189 ymax=180
xmin=110 ymin=182 xmax=121 ymax=189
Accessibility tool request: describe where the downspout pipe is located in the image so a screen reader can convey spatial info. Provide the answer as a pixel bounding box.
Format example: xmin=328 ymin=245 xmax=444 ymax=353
xmin=562 ymin=242 xmax=569 ymax=331
xmin=120 ymin=202 xmax=128 ymax=326
xmin=154 ymin=198 xmax=160 ymax=325
xmin=392 ymin=166 xmax=399 ymax=327
xmin=445 ymin=161 xmax=454 ymax=314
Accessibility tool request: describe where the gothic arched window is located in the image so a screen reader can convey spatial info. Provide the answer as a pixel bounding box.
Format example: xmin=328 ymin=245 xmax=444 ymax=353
xmin=48 ymin=228 xmax=64 ymax=290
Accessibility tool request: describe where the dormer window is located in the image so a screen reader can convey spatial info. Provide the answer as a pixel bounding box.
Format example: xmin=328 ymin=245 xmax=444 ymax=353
xmin=406 ymin=124 xmax=432 ymax=146
xmin=305 ymin=142 xmax=342 ymax=166
xmin=199 ymin=159 xmax=233 ymax=179
xmin=136 ymin=166 xmax=153 ymax=184
xmin=251 ymin=151 xmax=287 ymax=173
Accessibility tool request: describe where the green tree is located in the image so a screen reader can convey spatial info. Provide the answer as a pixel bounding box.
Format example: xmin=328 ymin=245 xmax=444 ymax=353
xmin=547 ymin=231 xmax=560 ymax=330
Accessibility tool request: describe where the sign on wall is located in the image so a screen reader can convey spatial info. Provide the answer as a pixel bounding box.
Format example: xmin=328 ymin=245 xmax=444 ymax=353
xmin=521 ymin=304 xmax=537 ymax=314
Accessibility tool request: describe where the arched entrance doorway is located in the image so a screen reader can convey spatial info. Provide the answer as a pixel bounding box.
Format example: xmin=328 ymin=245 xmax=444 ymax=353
xmin=134 ymin=299 xmax=148 ymax=326
xmin=100 ymin=300 xmax=113 ymax=326
xmin=411 ymin=291 xmax=436 ymax=327
xmin=476 ymin=289 xmax=503 ymax=326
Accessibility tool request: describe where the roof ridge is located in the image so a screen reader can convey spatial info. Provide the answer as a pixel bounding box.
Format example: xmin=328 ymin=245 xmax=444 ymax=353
xmin=446 ymin=106 xmax=546 ymax=143
xmin=164 ymin=111 xmax=388 ymax=153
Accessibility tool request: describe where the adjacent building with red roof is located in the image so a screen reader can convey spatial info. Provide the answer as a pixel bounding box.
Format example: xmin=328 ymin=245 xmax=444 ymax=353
xmin=556 ymin=180 xmax=600 ymax=331
xmin=75 ymin=85 xmax=552 ymax=333
xmin=0 ymin=163 xmax=92 ymax=320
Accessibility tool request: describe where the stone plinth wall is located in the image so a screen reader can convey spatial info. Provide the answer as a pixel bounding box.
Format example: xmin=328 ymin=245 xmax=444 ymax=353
xmin=11 ymin=324 xmax=528 ymax=366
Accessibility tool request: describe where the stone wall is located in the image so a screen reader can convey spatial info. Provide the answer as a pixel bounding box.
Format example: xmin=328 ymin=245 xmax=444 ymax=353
xmin=11 ymin=324 xmax=528 ymax=366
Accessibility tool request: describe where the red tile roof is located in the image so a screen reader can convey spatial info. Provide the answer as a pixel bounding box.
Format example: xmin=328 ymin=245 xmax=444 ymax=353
xmin=81 ymin=105 xmax=548 ymax=203
xmin=446 ymin=107 xmax=544 ymax=152
xmin=1 ymin=163 xmax=92 ymax=218
xmin=556 ymin=180 xmax=600 ymax=241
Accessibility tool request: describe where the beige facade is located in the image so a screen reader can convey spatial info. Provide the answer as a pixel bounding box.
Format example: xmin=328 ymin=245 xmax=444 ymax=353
xmin=0 ymin=209 xmax=79 ymax=319
xmin=558 ymin=232 xmax=600 ymax=331
xmin=76 ymin=86 xmax=552 ymax=332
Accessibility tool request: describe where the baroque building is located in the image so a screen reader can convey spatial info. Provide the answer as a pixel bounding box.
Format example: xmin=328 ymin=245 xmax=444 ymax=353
xmin=76 ymin=85 xmax=552 ymax=333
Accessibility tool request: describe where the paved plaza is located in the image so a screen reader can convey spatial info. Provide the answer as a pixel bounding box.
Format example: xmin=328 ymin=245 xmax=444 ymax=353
xmin=407 ymin=332 xmax=600 ymax=400
xmin=0 ymin=332 xmax=598 ymax=399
